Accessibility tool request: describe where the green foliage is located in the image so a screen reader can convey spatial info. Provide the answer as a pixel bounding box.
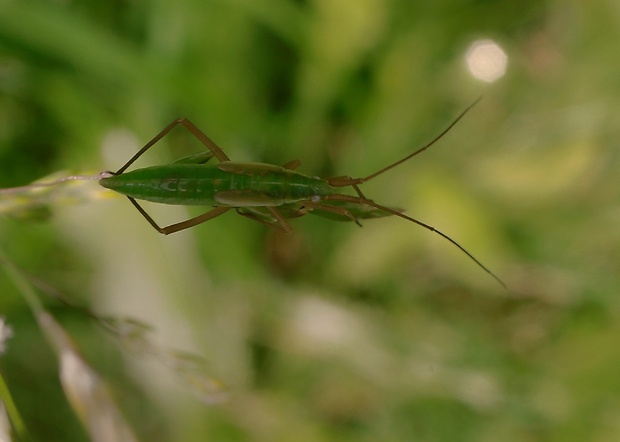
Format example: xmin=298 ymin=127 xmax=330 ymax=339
xmin=1 ymin=0 xmax=619 ymax=440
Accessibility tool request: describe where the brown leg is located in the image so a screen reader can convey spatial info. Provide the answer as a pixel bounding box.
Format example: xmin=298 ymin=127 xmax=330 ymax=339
xmin=115 ymin=118 xmax=230 ymax=174
xmin=127 ymin=197 xmax=231 ymax=235
xmin=302 ymin=201 xmax=362 ymax=226
xmin=235 ymin=207 xmax=293 ymax=233
xmin=324 ymin=176 xmax=368 ymax=199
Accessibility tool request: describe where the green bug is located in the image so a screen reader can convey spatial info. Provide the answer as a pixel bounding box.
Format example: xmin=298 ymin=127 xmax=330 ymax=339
xmin=98 ymin=99 xmax=505 ymax=287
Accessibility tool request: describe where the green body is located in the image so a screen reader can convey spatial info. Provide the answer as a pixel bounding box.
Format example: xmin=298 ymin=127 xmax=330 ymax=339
xmin=100 ymin=161 xmax=335 ymax=207
xmin=95 ymin=111 xmax=505 ymax=287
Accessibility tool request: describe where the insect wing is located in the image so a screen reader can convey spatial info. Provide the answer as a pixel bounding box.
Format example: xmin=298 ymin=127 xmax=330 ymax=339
xmin=214 ymin=190 xmax=283 ymax=207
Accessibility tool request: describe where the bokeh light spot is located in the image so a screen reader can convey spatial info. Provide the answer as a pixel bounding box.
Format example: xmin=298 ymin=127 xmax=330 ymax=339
xmin=465 ymin=39 xmax=508 ymax=82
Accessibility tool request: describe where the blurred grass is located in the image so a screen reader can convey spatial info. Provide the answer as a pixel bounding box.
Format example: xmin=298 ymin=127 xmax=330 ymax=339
xmin=1 ymin=0 xmax=620 ymax=440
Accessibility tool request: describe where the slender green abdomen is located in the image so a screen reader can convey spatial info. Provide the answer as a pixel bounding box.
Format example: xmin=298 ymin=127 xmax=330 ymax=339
xmin=99 ymin=162 xmax=334 ymax=207
xmin=100 ymin=165 xmax=223 ymax=205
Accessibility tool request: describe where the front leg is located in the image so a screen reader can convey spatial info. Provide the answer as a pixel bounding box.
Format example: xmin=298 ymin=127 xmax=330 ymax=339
xmin=115 ymin=118 xmax=231 ymax=174
xmin=127 ymin=197 xmax=231 ymax=235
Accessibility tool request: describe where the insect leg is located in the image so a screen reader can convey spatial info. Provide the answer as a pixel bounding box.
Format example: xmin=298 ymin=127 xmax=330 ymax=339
xmin=115 ymin=118 xmax=230 ymax=175
xmin=302 ymin=201 xmax=362 ymax=226
xmin=267 ymin=207 xmax=293 ymax=232
xmin=235 ymin=207 xmax=293 ymax=233
xmin=126 ymin=197 xmax=231 ymax=235
xmin=174 ymin=119 xmax=231 ymax=163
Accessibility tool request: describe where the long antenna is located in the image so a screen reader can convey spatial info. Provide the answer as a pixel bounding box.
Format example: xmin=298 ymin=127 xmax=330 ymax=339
xmin=326 ymin=194 xmax=507 ymax=289
xmin=362 ymin=96 xmax=482 ymax=183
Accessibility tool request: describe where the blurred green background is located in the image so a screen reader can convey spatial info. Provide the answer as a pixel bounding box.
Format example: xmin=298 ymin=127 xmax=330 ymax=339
xmin=1 ymin=0 xmax=619 ymax=440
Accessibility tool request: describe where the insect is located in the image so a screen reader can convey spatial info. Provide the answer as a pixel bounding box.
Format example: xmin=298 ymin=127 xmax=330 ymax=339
xmin=98 ymin=99 xmax=506 ymax=288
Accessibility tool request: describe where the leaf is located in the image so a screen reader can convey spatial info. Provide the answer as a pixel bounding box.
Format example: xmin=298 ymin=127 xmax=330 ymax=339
xmin=38 ymin=312 xmax=139 ymax=442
